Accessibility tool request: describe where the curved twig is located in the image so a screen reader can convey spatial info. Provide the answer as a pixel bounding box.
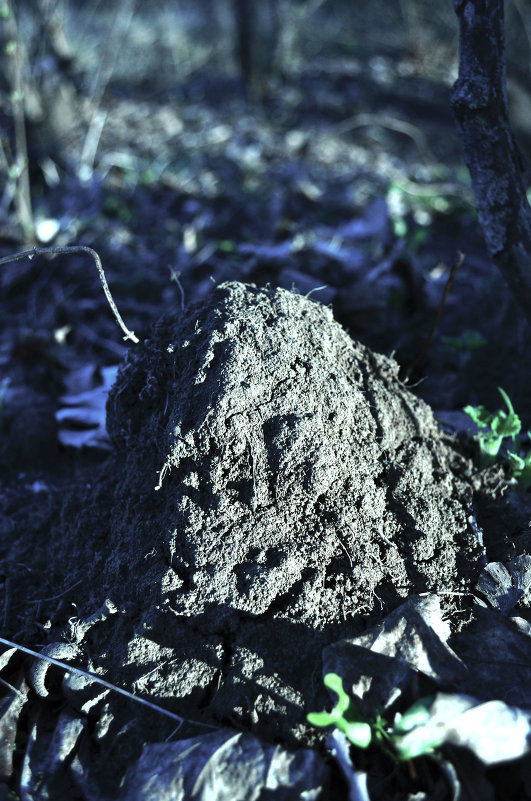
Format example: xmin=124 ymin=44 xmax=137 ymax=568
xmin=0 ymin=245 xmax=139 ymax=344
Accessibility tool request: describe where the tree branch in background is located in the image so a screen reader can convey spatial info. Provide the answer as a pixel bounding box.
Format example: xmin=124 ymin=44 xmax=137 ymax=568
xmin=36 ymin=0 xmax=75 ymax=72
xmin=451 ymin=0 xmax=531 ymax=324
xmin=2 ymin=0 xmax=35 ymax=244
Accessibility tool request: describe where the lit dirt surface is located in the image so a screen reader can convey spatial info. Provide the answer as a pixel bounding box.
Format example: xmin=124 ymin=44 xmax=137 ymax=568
xmin=52 ymin=282 xmax=483 ymax=747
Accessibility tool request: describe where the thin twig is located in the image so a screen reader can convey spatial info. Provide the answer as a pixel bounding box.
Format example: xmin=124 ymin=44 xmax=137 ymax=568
xmin=0 ymin=635 xmax=182 ymax=724
xmin=79 ymin=0 xmax=137 ymax=178
xmin=336 ymin=112 xmax=435 ymax=164
xmin=0 ymin=636 xmax=217 ymax=731
xmin=29 ymin=578 xmax=84 ymax=605
xmin=0 ymin=246 xmax=139 ymax=344
xmin=169 ymin=266 xmax=185 ymax=311
xmin=0 ymin=675 xmax=26 ymax=700
xmin=403 ymin=250 xmax=465 ymax=380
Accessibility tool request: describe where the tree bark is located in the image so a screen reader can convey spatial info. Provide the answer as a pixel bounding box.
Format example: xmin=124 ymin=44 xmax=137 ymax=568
xmin=234 ymin=0 xmax=253 ymax=97
xmin=450 ymin=0 xmax=531 ymax=323
xmin=233 ymin=0 xmax=280 ymax=101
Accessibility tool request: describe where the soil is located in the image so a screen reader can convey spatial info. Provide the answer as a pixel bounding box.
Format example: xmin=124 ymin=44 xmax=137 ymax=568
xmin=2 ymin=3 xmax=531 ymax=799
xmin=92 ymin=281 xmax=484 ymax=741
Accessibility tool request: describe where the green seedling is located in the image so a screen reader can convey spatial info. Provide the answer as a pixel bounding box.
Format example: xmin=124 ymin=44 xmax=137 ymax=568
xmin=506 ymin=447 xmax=531 ymax=491
xmin=440 ymin=329 xmax=487 ymax=353
xmin=218 ymin=239 xmax=237 ymax=254
xmin=463 ymin=387 xmax=521 ymax=469
xmin=308 ymin=674 xmax=440 ymax=760
xmin=307 ymin=673 xmax=373 ymax=748
xmin=388 ymin=696 xmax=443 ymax=760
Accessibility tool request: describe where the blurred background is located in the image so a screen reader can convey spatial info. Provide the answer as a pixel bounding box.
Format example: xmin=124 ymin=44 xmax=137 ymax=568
xmin=2 ymin=0 xmax=531 ymax=201
xmin=1 ymin=0 xmax=531 ymax=435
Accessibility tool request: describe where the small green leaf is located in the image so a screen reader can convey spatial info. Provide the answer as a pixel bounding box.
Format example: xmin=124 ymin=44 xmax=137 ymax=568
xmin=340 ymin=719 xmax=372 ymax=748
xmin=481 ymin=433 xmax=504 ymax=457
xmin=497 ymin=387 xmax=516 ymax=417
xmin=507 ymin=450 xmax=531 ymax=490
xmin=393 ymin=218 xmax=408 ymax=238
xmin=306 ymin=711 xmax=338 ymax=728
xmin=491 ymin=412 xmax=520 ymax=439
xmin=507 ymin=452 xmax=525 ymax=471
xmin=441 ymin=329 xmax=487 ymax=352
xmin=495 ymin=388 xmax=520 ymax=436
xmin=393 ymin=729 xmax=444 ymax=760
xmin=307 ymin=673 xmax=373 ymax=748
xmin=463 ymin=404 xmax=492 ymax=429
xmin=218 ymin=239 xmax=236 ymax=253
xmin=323 ymin=673 xmax=350 ymax=717
xmin=464 ymin=388 xmax=522 ymax=468
xmin=393 ymin=696 xmax=434 ymax=734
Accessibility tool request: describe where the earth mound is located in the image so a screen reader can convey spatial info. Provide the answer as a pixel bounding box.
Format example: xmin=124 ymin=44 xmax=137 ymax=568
xmin=88 ymin=281 xmax=483 ymax=742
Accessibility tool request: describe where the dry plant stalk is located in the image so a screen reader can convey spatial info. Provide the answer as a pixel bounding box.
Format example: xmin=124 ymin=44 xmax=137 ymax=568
xmin=0 ymin=635 xmax=186 ymax=727
xmin=404 ymin=250 xmax=465 ymax=379
xmin=0 ymin=246 xmax=140 ymax=344
xmin=3 ymin=0 xmax=35 ymax=243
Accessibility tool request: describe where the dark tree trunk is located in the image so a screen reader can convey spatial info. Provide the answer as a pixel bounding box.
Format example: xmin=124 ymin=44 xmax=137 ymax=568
xmin=234 ymin=0 xmax=252 ymax=97
xmin=233 ymin=0 xmax=279 ymax=101
xmin=451 ymin=0 xmax=531 ymax=323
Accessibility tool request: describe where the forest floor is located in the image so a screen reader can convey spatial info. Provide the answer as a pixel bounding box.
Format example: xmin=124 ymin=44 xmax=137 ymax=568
xmin=1 ymin=11 xmax=531 ymax=800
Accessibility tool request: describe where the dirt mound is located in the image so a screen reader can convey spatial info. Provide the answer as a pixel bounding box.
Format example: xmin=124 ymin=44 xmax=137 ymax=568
xmin=84 ymin=281 xmax=484 ymax=743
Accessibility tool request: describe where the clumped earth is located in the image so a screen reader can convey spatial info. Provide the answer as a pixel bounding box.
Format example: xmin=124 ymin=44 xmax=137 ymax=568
xmin=59 ymin=281 xmax=484 ymax=749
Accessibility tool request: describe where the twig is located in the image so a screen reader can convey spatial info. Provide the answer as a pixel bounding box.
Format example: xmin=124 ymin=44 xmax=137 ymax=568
xmin=336 ymin=112 xmax=435 ymax=164
xmin=451 ymin=1 xmax=531 ymax=323
xmin=79 ymin=0 xmax=137 ymax=178
xmin=403 ymin=250 xmax=465 ymax=380
xmin=0 ymin=675 xmax=26 ymax=699
xmin=0 ymin=246 xmax=139 ymax=344
xmin=29 ymin=578 xmax=84 ymax=605
xmin=169 ymin=266 xmax=185 ymax=311
xmin=0 ymin=636 xmax=187 ymax=727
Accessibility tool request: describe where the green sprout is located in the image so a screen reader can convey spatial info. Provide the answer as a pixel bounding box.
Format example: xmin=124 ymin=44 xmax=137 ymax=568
xmin=388 ymin=696 xmax=442 ymax=760
xmin=464 ymin=387 xmax=531 ymax=489
xmin=218 ymin=239 xmax=237 ymax=254
xmin=307 ymin=673 xmax=440 ymax=760
xmin=506 ymin=448 xmax=531 ymax=491
xmin=307 ymin=673 xmax=373 ymax=749
xmin=463 ymin=387 xmax=521 ymax=469
xmin=310 ymin=677 xmax=531 ymax=764
xmin=440 ymin=329 xmax=487 ymax=353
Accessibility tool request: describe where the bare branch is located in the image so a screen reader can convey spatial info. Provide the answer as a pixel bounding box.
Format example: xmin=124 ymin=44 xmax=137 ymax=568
xmin=0 ymin=246 xmax=140 ymax=344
